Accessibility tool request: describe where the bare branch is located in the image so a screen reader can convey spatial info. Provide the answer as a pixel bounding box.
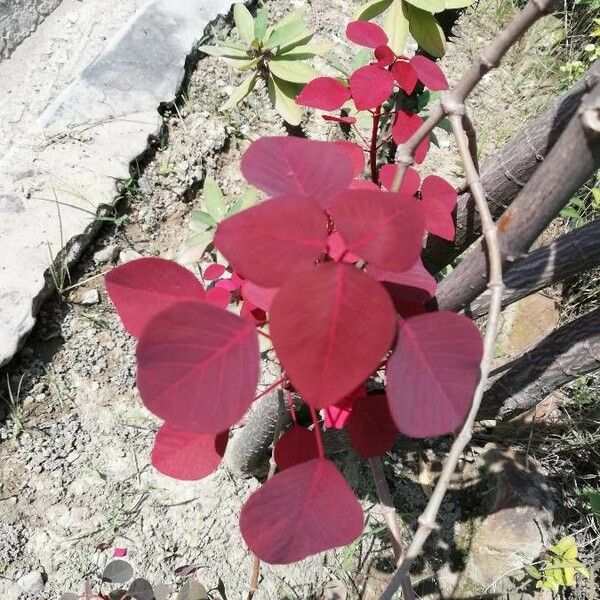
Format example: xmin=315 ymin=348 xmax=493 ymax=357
xmin=482 ymin=308 xmax=600 ymax=419
xmin=423 ymin=61 xmax=600 ymax=273
xmin=469 ymin=219 xmax=600 ymax=318
xmin=389 ymin=0 xmax=559 ymax=193
xmin=436 ymin=78 xmax=600 ymax=312
xmin=461 ymin=113 xmax=479 ymax=174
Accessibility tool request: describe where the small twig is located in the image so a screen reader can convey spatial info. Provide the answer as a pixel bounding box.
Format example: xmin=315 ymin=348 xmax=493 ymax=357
xmin=389 ymin=0 xmax=556 ymax=194
xmin=369 ymin=457 xmax=415 ymax=600
xmin=461 ymin=114 xmax=479 ymax=174
xmin=379 ymin=108 xmax=505 ymax=600
xmin=370 ymin=105 xmax=383 ymax=185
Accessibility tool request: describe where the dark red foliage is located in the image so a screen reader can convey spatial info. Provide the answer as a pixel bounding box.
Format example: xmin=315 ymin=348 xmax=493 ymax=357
xmin=322 ymin=384 xmax=366 ymax=429
xmin=273 ymin=426 xmax=320 ymax=470
xmin=420 ymin=175 xmax=458 ymax=241
xmin=241 ymin=280 xmax=279 ymax=312
xmin=214 ymin=195 xmax=328 ymax=287
xmin=386 ymin=312 xmax=483 ymax=438
xmin=296 ymin=77 xmax=352 ymax=111
xmin=329 ymin=190 xmax=425 ymax=273
xmin=239 ymin=459 xmax=364 ymax=563
xmin=346 ymin=20 xmax=388 ymax=48
xmin=269 ymin=263 xmax=396 ymax=408
xmin=105 ymin=258 xmax=205 ymax=338
xmin=409 ymin=55 xmax=449 ymax=91
xmin=347 ymin=394 xmax=398 ymax=458
xmin=333 ymin=140 xmax=366 ymax=177
xmin=374 ymin=45 xmax=396 ymax=67
xmin=349 ymin=65 xmax=394 ymax=110
xmin=151 ymin=423 xmax=228 ymax=480
xmin=136 ymin=301 xmax=259 ymax=433
xmin=323 ymin=114 xmax=357 ymax=124
xmin=379 ymin=164 xmax=420 ymax=195
xmin=367 ymin=259 xmax=436 ymax=303
xmin=204 ymin=263 xmax=226 ymax=280
xmin=241 ymin=137 xmax=353 ymax=208
xmin=391 ymin=61 xmax=418 ymax=95
xmin=392 ymin=111 xmax=430 ymax=164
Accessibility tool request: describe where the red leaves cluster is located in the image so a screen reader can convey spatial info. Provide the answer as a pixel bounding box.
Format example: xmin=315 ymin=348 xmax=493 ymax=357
xmin=106 ymin=130 xmax=482 ymax=565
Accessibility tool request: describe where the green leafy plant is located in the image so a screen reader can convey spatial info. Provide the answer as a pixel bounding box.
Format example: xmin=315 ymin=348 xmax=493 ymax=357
xmin=353 ymin=0 xmax=473 ymax=57
xmin=199 ymin=4 xmax=331 ymax=124
xmin=524 ymin=536 xmax=590 ymax=593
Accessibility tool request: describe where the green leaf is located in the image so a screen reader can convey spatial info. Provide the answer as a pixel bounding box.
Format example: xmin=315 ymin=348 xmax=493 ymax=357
xmin=524 ymin=565 xmax=541 ymax=579
xmin=202 ymin=178 xmax=227 ymax=221
xmin=264 ymin=17 xmax=307 ymax=49
xmin=384 ymin=0 xmax=409 ymax=55
xmin=353 ymin=48 xmax=373 ymax=70
xmin=190 ymin=210 xmax=217 ymax=229
xmin=268 ymin=58 xmax=318 ymax=83
xmin=267 ymin=75 xmax=303 ymax=125
xmin=550 ymin=536 xmax=578 ymax=560
xmin=220 ymin=72 xmax=257 ymax=111
xmin=354 ymin=0 xmax=393 ymax=20
xmin=233 ymin=4 xmax=255 ymax=45
xmin=405 ymin=0 xmax=444 ymax=12
xmin=442 ymin=0 xmax=473 ymax=9
xmin=254 ymin=8 xmax=268 ymax=42
xmin=237 ymin=57 xmax=261 ymax=72
xmin=406 ymin=3 xmax=446 ymax=57
xmin=279 ymin=42 xmax=335 ymax=59
xmin=240 ymin=186 xmax=259 ymax=208
xmin=278 ymin=31 xmax=314 ymax=54
xmin=437 ymin=117 xmax=452 ymax=133
xmin=197 ymin=45 xmax=250 ymax=59
xmin=584 ymin=489 xmax=600 ymax=517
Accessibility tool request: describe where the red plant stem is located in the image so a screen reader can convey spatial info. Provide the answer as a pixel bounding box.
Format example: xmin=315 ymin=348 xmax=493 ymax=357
xmin=352 ymin=123 xmax=370 ymax=148
xmin=309 ymin=405 xmax=325 ymax=459
xmin=370 ymin=105 xmax=382 ymax=185
xmin=286 ymin=389 xmax=297 ymax=425
xmin=253 ymin=377 xmax=286 ymax=402
xmin=257 ymin=328 xmax=271 ymax=340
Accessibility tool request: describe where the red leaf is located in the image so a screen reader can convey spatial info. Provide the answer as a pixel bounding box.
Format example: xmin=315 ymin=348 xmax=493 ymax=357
xmin=391 ymin=61 xmax=418 ymax=94
xmin=349 ymin=178 xmax=380 ymax=190
xmin=270 ymin=264 xmax=396 ymax=407
xmin=240 ymin=300 xmax=267 ymax=325
xmin=410 ymin=55 xmax=448 ymax=91
xmin=297 ymin=77 xmax=351 ymax=111
xmin=333 ymin=140 xmax=366 ymax=177
xmin=329 ymin=190 xmax=425 ymax=273
xmin=206 ymin=286 xmax=231 ymax=308
xmin=349 ymin=65 xmax=394 ymax=110
xmin=323 ymin=114 xmax=357 ymax=124
xmin=204 ymin=263 xmax=225 ymax=280
xmin=273 ymin=427 xmax=320 ymax=470
xmin=379 ymin=164 xmax=420 ymax=195
xmin=374 ymin=45 xmax=396 ymax=66
xmin=346 ymin=20 xmax=388 ymax=48
xmin=113 ymin=548 xmax=128 ymax=558
xmin=137 ymin=301 xmax=259 ymax=433
xmin=327 ymin=231 xmax=361 ymax=263
xmin=392 ymin=111 xmax=430 ymax=164
xmin=151 ymin=423 xmax=228 ymax=480
xmin=386 ymin=312 xmax=483 ymax=438
xmin=241 ymin=280 xmax=279 ymax=312
xmin=322 ymin=385 xmax=366 ymax=429
xmin=367 ymin=259 xmax=436 ymax=302
xmin=420 ymin=175 xmax=458 ymax=241
xmin=240 ymin=459 xmax=363 ymax=563
xmin=105 ymin=258 xmax=205 ymax=338
xmin=347 ymin=394 xmax=398 ymax=458
xmin=214 ymin=196 xmax=328 ymax=287
xmin=215 ymin=278 xmax=239 ymax=291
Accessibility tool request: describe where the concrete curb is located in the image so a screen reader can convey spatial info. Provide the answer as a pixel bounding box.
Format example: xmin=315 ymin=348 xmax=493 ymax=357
xmin=0 ymin=0 xmax=235 ymax=366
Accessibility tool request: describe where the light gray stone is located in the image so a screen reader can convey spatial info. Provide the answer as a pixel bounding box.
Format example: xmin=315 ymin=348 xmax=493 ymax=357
xmin=93 ymin=244 xmax=121 ymax=264
xmin=0 ymin=0 xmax=235 ymax=366
xmin=69 ymin=288 xmax=100 ymax=305
xmin=16 ymin=570 xmax=45 ymax=593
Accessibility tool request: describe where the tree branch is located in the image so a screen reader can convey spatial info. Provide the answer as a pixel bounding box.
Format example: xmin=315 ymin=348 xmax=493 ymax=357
xmin=423 ymin=61 xmax=600 ymax=273
xmin=469 ymin=219 xmax=600 ymax=318
xmin=436 ymin=76 xmax=600 ymax=312
xmin=482 ymin=308 xmax=600 ymax=419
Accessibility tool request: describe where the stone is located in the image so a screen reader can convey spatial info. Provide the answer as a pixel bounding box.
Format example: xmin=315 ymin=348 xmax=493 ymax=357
xmin=69 ymin=288 xmax=100 ymax=305
xmin=119 ymin=248 xmax=143 ymax=264
xmin=0 ymin=0 xmax=236 ymax=367
xmin=16 ymin=570 xmax=45 ymax=594
xmin=93 ymin=244 xmax=121 ymax=264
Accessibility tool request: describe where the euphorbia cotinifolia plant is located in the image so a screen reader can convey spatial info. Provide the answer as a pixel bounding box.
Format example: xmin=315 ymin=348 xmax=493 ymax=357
xmin=105 ymin=20 xmax=483 ymax=565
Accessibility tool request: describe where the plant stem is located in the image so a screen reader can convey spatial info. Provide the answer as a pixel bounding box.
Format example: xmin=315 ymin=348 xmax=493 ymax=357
xmin=309 ymin=405 xmax=325 ymax=459
xmin=370 ymin=105 xmax=382 ymax=185
xmin=253 ymin=377 xmax=286 ymax=403
xmin=369 ymin=457 xmax=416 ymax=600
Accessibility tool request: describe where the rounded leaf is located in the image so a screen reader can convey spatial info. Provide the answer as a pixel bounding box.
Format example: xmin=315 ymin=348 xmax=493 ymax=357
xmin=349 ymin=65 xmax=394 ymax=110
xmin=329 ymin=190 xmax=425 ymax=273
xmin=273 ymin=426 xmax=320 ymax=470
xmin=214 ymin=195 xmax=328 ymax=287
xmin=296 ymin=77 xmax=352 ymax=111
xmin=241 ymin=137 xmax=354 ymax=209
xmin=240 ymin=459 xmax=364 ymax=563
xmin=205 ymin=286 xmax=231 ymax=308
xmin=105 ymin=258 xmax=205 ymax=338
xmin=379 ymin=164 xmax=420 ymax=195
xmin=391 ymin=60 xmax=418 ymax=94
xmin=333 ymin=141 xmax=365 ymax=177
xmin=137 ymin=301 xmax=259 ymax=433
xmin=386 ymin=312 xmax=483 ymax=438
xmin=241 ymin=280 xmax=279 ymax=312
xmin=420 ymin=175 xmax=458 ymax=241
xmin=367 ymin=259 xmax=436 ymax=303
xmin=410 ymin=54 xmax=448 ymax=91
xmin=392 ymin=110 xmax=430 ymax=164
xmin=151 ymin=423 xmax=228 ymax=480
xmin=102 ymin=560 xmax=134 ymax=584
xmin=204 ymin=264 xmax=226 ymax=280
xmin=346 ymin=20 xmax=388 ymax=48
xmin=374 ymin=45 xmax=396 ymax=66
xmin=270 ymin=263 xmax=396 ymax=408
xmin=322 ymin=385 xmax=365 ymax=429
xmin=347 ymin=394 xmax=398 ymax=457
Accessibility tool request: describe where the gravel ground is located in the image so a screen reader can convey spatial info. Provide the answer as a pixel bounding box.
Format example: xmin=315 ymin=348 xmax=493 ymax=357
xmin=0 ymin=1 xmax=571 ymax=598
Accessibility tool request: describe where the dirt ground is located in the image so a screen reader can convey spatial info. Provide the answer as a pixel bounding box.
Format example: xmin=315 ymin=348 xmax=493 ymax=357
xmin=0 ymin=0 xmax=583 ymax=598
